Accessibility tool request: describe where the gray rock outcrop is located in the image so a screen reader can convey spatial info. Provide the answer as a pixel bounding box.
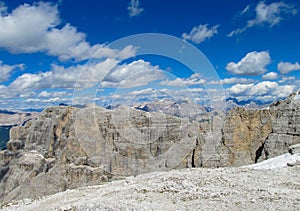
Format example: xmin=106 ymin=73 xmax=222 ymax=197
xmin=0 ymin=92 xmax=299 ymax=203
xmin=261 ymin=92 xmax=300 ymax=160
xmin=289 ymin=143 xmax=300 ymax=154
xmin=0 ymin=105 xmax=202 ymax=202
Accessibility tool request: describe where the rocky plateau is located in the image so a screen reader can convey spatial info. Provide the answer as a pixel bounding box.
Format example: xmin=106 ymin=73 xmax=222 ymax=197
xmin=0 ymin=92 xmax=299 ymax=204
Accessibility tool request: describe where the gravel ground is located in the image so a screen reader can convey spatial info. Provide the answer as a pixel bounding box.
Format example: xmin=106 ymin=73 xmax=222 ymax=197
xmin=1 ymin=165 xmax=299 ymax=211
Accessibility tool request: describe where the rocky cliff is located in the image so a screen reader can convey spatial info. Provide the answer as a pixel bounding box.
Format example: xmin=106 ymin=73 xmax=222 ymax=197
xmin=263 ymin=92 xmax=300 ymax=159
xmin=0 ymin=92 xmax=299 ymax=203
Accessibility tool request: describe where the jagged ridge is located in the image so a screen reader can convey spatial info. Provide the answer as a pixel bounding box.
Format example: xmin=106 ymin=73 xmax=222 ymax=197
xmin=0 ymin=92 xmax=299 ymax=203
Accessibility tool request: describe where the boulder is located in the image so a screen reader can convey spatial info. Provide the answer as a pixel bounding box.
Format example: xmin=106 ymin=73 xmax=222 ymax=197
xmin=289 ymin=143 xmax=300 ymax=154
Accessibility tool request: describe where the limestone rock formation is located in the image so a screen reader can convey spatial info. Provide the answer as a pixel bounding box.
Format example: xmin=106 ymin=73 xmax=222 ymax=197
xmin=198 ymin=108 xmax=276 ymax=167
xmin=0 ymin=92 xmax=299 ymax=203
xmin=2 ymin=166 xmax=300 ymax=211
xmin=0 ymin=105 xmax=201 ymax=203
xmin=261 ymin=92 xmax=300 ymax=159
xmin=289 ymin=143 xmax=300 ymax=154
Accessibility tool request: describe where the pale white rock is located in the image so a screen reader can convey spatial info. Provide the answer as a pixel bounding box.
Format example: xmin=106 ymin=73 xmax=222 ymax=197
xmin=1 ymin=166 xmax=299 ymax=211
xmin=289 ymin=144 xmax=300 ymax=154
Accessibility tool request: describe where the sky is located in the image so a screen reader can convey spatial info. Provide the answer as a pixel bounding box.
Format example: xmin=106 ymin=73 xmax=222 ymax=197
xmin=0 ymin=0 xmax=299 ymax=110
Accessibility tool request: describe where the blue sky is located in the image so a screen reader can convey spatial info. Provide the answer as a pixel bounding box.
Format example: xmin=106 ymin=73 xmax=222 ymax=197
xmin=0 ymin=0 xmax=299 ymax=110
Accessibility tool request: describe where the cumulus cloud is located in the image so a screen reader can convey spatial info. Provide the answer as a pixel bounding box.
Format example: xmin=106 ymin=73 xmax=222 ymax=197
xmin=127 ymin=0 xmax=143 ymax=17
xmin=0 ymin=2 xmax=136 ymax=61
xmin=128 ymin=88 xmax=155 ymax=95
xmin=228 ymin=81 xmax=295 ymax=102
xmin=278 ymin=62 xmax=300 ymax=74
xmin=248 ymin=1 xmax=297 ymax=27
xmin=210 ymin=77 xmax=255 ymax=85
xmin=182 ymin=24 xmax=219 ymax=44
xmin=0 ymin=84 xmax=35 ymax=99
xmin=38 ymin=91 xmax=69 ymax=98
xmin=160 ymin=73 xmax=206 ymax=86
xmin=228 ymin=1 xmax=298 ymax=37
xmin=262 ymin=72 xmax=278 ymax=80
xmin=9 ymin=59 xmax=119 ymax=91
xmin=25 ymin=97 xmax=69 ymax=103
xmin=0 ymin=85 xmax=8 ymax=98
xmin=0 ymin=2 xmax=59 ymax=53
xmin=279 ymin=76 xmax=295 ymax=83
xmin=7 ymin=59 xmax=165 ymax=99
xmin=0 ymin=61 xmax=24 ymax=82
xmin=102 ymin=60 xmax=165 ymax=88
xmin=226 ymin=51 xmax=271 ymax=76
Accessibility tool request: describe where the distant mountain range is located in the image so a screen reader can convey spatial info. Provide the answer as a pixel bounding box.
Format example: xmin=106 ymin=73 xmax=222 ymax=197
xmin=132 ymin=97 xmax=272 ymax=120
xmin=0 ymin=110 xmax=17 ymax=115
xmin=226 ymin=97 xmax=272 ymax=106
xmin=0 ymin=110 xmax=39 ymax=126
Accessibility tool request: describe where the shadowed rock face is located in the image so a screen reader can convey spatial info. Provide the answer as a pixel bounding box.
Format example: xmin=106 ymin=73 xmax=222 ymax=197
xmin=0 ymin=92 xmax=299 ymax=203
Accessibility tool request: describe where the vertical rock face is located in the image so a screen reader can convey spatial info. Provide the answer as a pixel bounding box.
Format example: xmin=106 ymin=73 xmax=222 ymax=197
xmin=262 ymin=92 xmax=300 ymax=160
xmin=0 ymin=105 xmax=201 ymax=202
xmin=219 ymin=108 xmax=276 ymax=166
xmin=193 ymin=108 xmax=277 ymax=168
xmin=0 ymin=92 xmax=299 ymax=203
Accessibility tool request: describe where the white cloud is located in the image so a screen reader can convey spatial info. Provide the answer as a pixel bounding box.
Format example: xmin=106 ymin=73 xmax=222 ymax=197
xmin=9 ymin=73 xmax=48 ymax=90
xmin=127 ymin=0 xmax=143 ymax=17
xmin=226 ymin=51 xmax=271 ymax=75
xmin=0 ymin=2 xmax=136 ymax=61
xmin=38 ymin=91 xmax=68 ymax=98
xmin=45 ymin=25 xmax=136 ymax=61
xmin=24 ymin=98 xmax=41 ymax=103
xmin=0 ymin=84 xmax=8 ymax=98
xmin=19 ymin=92 xmax=36 ymax=98
xmin=109 ymin=94 xmax=122 ymax=99
xmin=9 ymin=59 xmax=119 ymax=91
xmin=240 ymin=5 xmax=250 ymax=15
xmin=228 ymin=83 xmax=253 ymax=96
xmin=25 ymin=97 xmax=67 ymax=103
xmin=160 ymin=73 xmax=206 ymax=86
xmin=210 ymin=77 xmax=255 ymax=85
xmin=248 ymin=1 xmax=297 ymax=27
xmin=262 ymin=72 xmax=278 ymax=80
xmin=0 ymin=2 xmax=59 ymax=53
xmin=228 ymin=1 xmax=298 ymax=37
xmin=0 ymin=84 xmax=35 ymax=99
xmin=186 ymin=88 xmax=205 ymax=93
xmin=182 ymin=24 xmax=219 ymax=44
xmin=102 ymin=60 xmax=165 ymax=88
xmin=279 ymin=76 xmax=295 ymax=83
xmin=278 ymin=62 xmax=300 ymax=74
xmin=128 ymin=88 xmax=155 ymax=95
xmin=8 ymin=59 xmax=164 ymax=97
xmin=228 ymin=81 xmax=295 ymax=102
xmin=0 ymin=61 xmax=24 ymax=82
xmin=43 ymin=97 xmax=66 ymax=103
